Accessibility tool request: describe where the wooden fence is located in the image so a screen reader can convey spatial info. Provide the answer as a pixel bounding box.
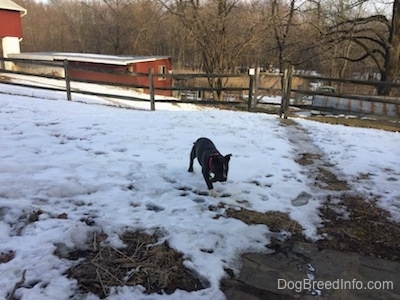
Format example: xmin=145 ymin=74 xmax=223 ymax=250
xmin=1 ymin=57 xmax=399 ymax=118
xmin=0 ymin=57 xmax=262 ymax=111
xmin=278 ymin=63 xmax=400 ymax=118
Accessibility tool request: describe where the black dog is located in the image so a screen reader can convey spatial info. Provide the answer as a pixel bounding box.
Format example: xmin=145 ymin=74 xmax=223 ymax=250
xmin=188 ymin=137 xmax=232 ymax=196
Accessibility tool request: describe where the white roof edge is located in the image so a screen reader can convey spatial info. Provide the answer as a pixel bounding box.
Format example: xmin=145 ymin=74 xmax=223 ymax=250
xmin=0 ymin=0 xmax=27 ymax=15
xmin=8 ymin=53 xmax=54 ymax=61
xmin=8 ymin=52 xmax=171 ymax=66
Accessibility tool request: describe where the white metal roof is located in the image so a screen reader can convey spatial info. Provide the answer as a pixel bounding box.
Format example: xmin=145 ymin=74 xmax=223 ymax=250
xmin=0 ymin=0 xmax=27 ymax=15
xmin=8 ymin=52 xmax=171 ymax=66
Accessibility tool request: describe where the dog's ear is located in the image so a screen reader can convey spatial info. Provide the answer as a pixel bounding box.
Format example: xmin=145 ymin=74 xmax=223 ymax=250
xmin=224 ymin=154 xmax=232 ymax=162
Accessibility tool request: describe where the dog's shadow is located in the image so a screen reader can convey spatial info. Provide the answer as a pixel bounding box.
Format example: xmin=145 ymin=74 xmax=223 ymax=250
xmin=176 ymin=185 xmax=231 ymax=198
xmin=160 ymin=169 xmax=232 ymax=198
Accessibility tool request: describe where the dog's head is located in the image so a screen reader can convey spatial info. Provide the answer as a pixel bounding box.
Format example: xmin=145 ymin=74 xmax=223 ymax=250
xmin=209 ymin=154 xmax=232 ymax=182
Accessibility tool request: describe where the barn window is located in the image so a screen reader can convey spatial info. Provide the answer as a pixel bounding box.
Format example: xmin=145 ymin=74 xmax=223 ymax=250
xmin=158 ymin=65 xmax=167 ymax=80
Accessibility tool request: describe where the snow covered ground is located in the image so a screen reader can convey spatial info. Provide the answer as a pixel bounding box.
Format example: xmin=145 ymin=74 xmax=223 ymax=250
xmin=0 ymin=81 xmax=399 ymax=299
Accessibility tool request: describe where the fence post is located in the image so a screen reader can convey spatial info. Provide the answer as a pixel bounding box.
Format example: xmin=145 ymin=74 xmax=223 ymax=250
xmin=149 ymin=68 xmax=155 ymax=111
xmin=280 ymin=62 xmax=293 ymax=118
xmin=254 ymin=67 xmax=260 ymax=107
xmin=63 ymin=59 xmax=72 ymax=101
xmin=285 ymin=65 xmax=294 ymax=118
xmin=248 ymin=68 xmax=255 ymax=111
xmin=279 ymin=63 xmax=288 ymax=118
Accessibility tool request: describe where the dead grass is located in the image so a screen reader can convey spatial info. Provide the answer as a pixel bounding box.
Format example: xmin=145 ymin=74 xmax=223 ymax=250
xmin=308 ymin=115 xmax=400 ymax=132
xmin=225 ymin=209 xmax=303 ymax=237
xmin=226 ymin=196 xmax=400 ymax=261
xmin=63 ymin=231 xmax=204 ymax=298
xmin=318 ymin=195 xmax=400 ymax=260
xmin=315 ymin=167 xmax=350 ymax=191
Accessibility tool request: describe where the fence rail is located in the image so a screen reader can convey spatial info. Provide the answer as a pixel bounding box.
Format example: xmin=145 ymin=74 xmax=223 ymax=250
xmin=1 ymin=57 xmax=399 ymax=117
xmin=278 ymin=65 xmax=400 ymax=118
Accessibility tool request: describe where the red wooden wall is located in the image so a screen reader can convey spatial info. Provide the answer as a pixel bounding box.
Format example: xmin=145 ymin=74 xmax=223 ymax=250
xmin=68 ymin=58 xmax=172 ymax=96
xmin=0 ymin=10 xmax=23 ymax=38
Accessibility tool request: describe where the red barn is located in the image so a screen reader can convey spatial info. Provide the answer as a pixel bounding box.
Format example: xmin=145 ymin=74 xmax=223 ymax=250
xmin=0 ymin=0 xmax=25 ymax=38
xmin=0 ymin=0 xmax=26 ymax=58
xmin=9 ymin=52 xmax=173 ymax=96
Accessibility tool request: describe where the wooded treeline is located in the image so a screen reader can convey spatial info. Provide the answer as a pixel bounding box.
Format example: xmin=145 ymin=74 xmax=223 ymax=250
xmin=11 ymin=0 xmax=400 ymax=95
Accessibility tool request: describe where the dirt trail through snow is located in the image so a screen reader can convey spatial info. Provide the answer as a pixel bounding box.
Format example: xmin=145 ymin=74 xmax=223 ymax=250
xmin=222 ymin=119 xmax=400 ymax=300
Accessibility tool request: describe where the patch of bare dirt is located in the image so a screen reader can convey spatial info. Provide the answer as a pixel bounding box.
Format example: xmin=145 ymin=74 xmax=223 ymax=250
xmin=61 ymin=231 xmax=204 ymax=298
xmin=315 ymin=167 xmax=350 ymax=190
xmin=295 ymin=153 xmax=322 ymax=166
xmin=318 ymin=195 xmax=400 ymax=260
xmin=226 ymin=196 xmax=400 ymax=261
xmin=225 ymin=209 xmax=303 ymax=237
xmin=0 ymin=251 xmax=15 ymax=264
xmin=295 ymin=154 xmax=350 ymax=191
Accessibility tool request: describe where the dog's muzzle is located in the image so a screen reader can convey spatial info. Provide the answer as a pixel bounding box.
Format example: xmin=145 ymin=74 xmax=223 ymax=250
xmin=210 ymin=171 xmax=227 ymax=182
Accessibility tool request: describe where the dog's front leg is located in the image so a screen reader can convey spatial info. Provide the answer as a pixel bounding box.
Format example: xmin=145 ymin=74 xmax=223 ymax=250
xmin=202 ymin=169 xmax=217 ymax=197
xmin=209 ymin=189 xmax=218 ymax=197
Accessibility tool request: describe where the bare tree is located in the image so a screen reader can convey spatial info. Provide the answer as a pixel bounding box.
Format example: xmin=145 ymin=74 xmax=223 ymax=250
xmin=319 ymin=0 xmax=399 ymax=95
xmin=126 ymin=0 xmax=166 ymax=55
xmin=48 ymin=0 xmax=95 ymax=52
xmin=380 ymin=0 xmax=400 ymax=95
xmin=80 ymin=0 xmax=136 ymax=54
xmin=159 ymin=0 xmax=262 ymax=99
xmin=270 ymin=0 xmax=298 ymax=71
xmin=18 ymin=0 xmax=69 ymax=51
xmin=18 ymin=0 xmax=398 ymax=94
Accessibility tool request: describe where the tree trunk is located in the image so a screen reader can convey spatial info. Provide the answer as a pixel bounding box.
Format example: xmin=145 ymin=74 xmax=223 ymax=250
xmin=379 ymin=0 xmax=400 ymax=96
